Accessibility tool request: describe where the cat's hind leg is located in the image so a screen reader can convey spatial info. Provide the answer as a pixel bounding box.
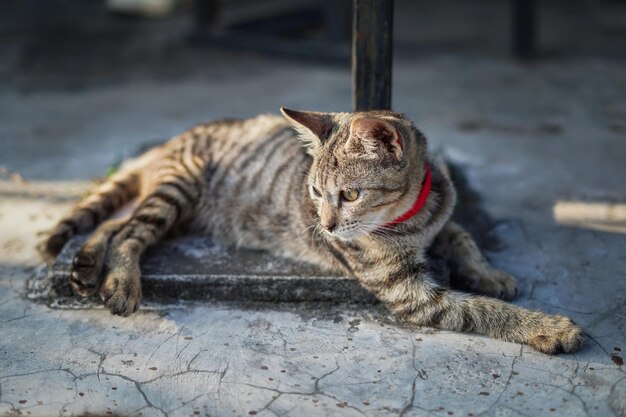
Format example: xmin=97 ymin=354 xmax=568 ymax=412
xmin=39 ymin=169 xmax=140 ymax=260
xmin=430 ymin=221 xmax=518 ymax=300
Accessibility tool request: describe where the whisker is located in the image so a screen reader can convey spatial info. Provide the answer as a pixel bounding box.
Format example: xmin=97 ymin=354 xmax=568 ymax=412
xmin=300 ymin=224 xmax=317 ymax=235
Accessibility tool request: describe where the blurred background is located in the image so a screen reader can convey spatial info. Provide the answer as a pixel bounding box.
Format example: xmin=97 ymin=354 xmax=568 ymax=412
xmin=1 ymin=0 xmax=625 ymax=180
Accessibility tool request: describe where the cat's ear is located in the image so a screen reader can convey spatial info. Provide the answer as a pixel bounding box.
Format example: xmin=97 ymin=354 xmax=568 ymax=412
xmin=345 ymin=117 xmax=404 ymax=161
xmin=280 ymin=107 xmax=332 ymax=149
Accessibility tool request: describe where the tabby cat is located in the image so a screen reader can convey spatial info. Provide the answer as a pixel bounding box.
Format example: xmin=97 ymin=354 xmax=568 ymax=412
xmin=41 ymin=109 xmax=583 ymax=354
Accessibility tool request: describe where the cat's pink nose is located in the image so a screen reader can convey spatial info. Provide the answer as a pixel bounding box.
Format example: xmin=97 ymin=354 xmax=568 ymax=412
xmin=322 ymin=222 xmax=337 ymax=232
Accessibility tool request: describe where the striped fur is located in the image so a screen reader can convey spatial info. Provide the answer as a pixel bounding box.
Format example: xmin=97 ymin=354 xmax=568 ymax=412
xmin=40 ymin=109 xmax=583 ymax=353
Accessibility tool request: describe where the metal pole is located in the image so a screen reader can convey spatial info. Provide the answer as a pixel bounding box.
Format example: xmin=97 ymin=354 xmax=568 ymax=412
xmin=512 ymin=0 xmax=537 ymax=59
xmin=352 ymin=0 xmax=394 ymax=111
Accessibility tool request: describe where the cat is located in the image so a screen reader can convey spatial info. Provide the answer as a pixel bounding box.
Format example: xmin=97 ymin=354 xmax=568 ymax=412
xmin=40 ymin=108 xmax=583 ymax=354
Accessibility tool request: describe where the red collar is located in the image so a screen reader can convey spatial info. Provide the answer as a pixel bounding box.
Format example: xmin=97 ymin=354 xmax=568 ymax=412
xmin=384 ymin=163 xmax=432 ymax=228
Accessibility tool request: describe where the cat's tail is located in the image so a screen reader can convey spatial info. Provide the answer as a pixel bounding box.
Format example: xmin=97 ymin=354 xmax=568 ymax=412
xmin=39 ymin=166 xmax=141 ymax=261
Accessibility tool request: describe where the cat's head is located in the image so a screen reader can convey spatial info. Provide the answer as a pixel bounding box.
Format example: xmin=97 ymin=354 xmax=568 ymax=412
xmin=281 ymin=108 xmax=428 ymax=241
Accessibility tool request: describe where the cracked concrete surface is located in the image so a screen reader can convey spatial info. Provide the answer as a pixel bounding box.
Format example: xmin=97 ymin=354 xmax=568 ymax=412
xmin=2 ymin=56 xmax=625 ymax=415
xmin=2 ymin=1 xmax=626 ymax=415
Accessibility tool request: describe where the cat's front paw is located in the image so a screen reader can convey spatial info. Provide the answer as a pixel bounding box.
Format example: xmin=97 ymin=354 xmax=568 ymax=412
xmin=527 ymin=315 xmax=584 ymax=354
xmin=70 ymin=250 xmax=102 ymax=297
xmin=99 ymin=268 xmax=142 ymax=317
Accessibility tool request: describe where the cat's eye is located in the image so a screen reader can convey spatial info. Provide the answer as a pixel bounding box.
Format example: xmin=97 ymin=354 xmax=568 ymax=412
xmin=311 ymin=186 xmax=322 ymax=197
xmin=340 ymin=189 xmax=360 ymax=202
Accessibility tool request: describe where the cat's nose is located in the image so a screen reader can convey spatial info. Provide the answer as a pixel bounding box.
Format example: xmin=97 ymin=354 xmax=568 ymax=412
xmin=322 ymin=222 xmax=337 ymax=232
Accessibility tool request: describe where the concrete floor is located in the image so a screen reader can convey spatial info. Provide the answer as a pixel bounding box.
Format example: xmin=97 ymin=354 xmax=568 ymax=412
xmin=1 ymin=1 xmax=626 ymax=416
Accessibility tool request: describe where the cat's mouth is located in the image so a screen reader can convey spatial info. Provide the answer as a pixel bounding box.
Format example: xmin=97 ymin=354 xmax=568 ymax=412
xmin=324 ymin=225 xmax=369 ymax=241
